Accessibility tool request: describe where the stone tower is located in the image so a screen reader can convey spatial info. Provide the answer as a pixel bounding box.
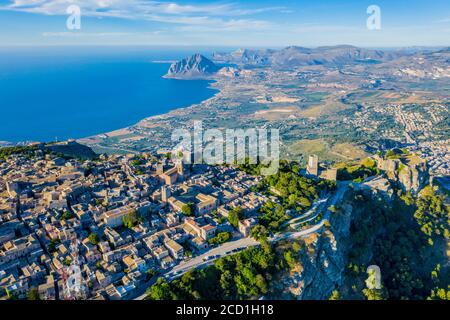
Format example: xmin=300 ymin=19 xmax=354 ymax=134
xmin=307 ymin=154 xmax=319 ymax=176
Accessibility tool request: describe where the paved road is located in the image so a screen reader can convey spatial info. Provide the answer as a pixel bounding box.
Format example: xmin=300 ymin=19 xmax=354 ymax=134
xmin=134 ymin=182 xmax=350 ymax=300
xmin=168 ymin=237 xmax=259 ymax=278
xmin=284 ymin=198 xmax=328 ymax=227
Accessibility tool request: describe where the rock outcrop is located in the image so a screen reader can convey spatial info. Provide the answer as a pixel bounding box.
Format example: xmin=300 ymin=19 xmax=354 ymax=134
xmin=353 ymin=176 xmax=394 ymax=199
xmin=275 ymin=201 xmax=354 ymax=300
xmin=373 ymin=154 xmax=429 ymax=194
xmin=166 ymin=54 xmax=220 ymax=79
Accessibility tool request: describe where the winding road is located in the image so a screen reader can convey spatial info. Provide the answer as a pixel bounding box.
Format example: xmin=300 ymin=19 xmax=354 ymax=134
xmin=133 ymin=182 xmax=350 ymax=300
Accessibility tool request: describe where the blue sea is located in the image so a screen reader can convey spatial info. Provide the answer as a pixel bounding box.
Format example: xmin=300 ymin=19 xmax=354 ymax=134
xmin=0 ymin=46 xmax=219 ymax=143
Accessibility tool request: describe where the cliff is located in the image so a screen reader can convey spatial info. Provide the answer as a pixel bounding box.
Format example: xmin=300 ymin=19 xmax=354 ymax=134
xmin=165 ymin=54 xmax=220 ymax=79
xmin=373 ymin=153 xmax=429 ymax=194
xmin=270 ymin=198 xmax=354 ymax=300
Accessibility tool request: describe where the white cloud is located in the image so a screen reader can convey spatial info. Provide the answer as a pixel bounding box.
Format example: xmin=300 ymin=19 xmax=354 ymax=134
xmin=42 ymin=30 xmax=165 ymax=37
xmin=0 ymin=0 xmax=283 ymax=31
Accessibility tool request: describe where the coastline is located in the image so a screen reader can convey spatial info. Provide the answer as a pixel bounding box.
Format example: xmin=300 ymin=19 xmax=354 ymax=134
xmin=137 ymin=78 xmax=220 ymax=123
xmin=1 ymin=80 xmax=219 ymax=149
xmin=0 ymin=50 xmax=220 ymax=146
xmin=77 ymin=77 xmax=222 ymax=151
xmin=0 ymin=71 xmax=220 ymax=149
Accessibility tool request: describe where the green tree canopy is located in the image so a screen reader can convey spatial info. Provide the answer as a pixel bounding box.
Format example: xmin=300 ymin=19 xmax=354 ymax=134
xmin=88 ymin=233 xmax=99 ymax=245
xmin=228 ymin=207 xmax=244 ymax=228
xmin=182 ymin=202 xmax=196 ymax=217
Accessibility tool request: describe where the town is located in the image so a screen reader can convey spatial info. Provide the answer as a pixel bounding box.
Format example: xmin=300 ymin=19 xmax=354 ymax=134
xmin=0 ymin=146 xmax=284 ymax=300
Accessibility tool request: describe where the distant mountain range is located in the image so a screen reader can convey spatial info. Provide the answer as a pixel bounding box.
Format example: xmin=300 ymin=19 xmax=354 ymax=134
xmin=167 ymin=45 xmax=450 ymax=79
xmin=213 ymin=45 xmax=402 ymax=68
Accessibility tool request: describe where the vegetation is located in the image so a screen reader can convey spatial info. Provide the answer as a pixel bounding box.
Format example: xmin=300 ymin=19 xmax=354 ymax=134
xmin=236 ymin=160 xmax=335 ymax=233
xmin=64 ymin=258 xmax=72 ymax=266
xmin=181 ymin=202 xmax=196 ymax=217
xmin=146 ymin=269 xmax=157 ymax=280
xmin=253 ymin=161 xmax=336 ymax=233
xmin=59 ymin=211 xmax=74 ymax=221
xmin=329 ymin=290 xmax=341 ymax=300
xmin=384 ymin=148 xmax=410 ymax=160
xmin=88 ymin=233 xmax=99 ymax=245
xmin=147 ymin=245 xmax=293 ymax=300
xmin=95 ymin=198 xmax=105 ymax=207
xmin=363 ymin=287 xmax=387 ymax=300
xmin=428 ymin=286 xmax=450 ymax=300
xmin=47 ymin=239 xmax=61 ymax=253
xmin=0 ymin=145 xmax=38 ymax=160
xmin=250 ymin=225 xmax=269 ymax=242
xmin=228 ymin=206 xmax=245 ymax=228
xmin=258 ymin=202 xmax=286 ymax=233
xmin=414 ymin=189 xmax=449 ymax=243
xmin=344 ymin=188 xmax=449 ymax=300
xmin=337 ymin=157 xmax=379 ymax=181
xmin=27 ymin=288 xmax=40 ymax=301
xmin=122 ymin=210 xmax=142 ymax=229
xmin=208 ymin=232 xmax=232 ymax=246
xmin=362 ymin=268 xmax=388 ymax=300
xmin=130 ymin=159 xmax=143 ymax=166
xmin=147 ymin=278 xmax=177 ymax=300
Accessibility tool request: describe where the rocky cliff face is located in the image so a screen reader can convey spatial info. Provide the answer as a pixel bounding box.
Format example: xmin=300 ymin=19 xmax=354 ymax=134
xmin=166 ymin=54 xmax=220 ymax=79
xmin=272 ymin=201 xmax=354 ymax=300
xmin=373 ymin=154 xmax=429 ymax=194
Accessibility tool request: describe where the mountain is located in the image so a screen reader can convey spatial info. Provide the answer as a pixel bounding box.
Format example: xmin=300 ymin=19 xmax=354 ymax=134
xmin=213 ymin=48 xmax=274 ymax=66
xmin=166 ymin=54 xmax=220 ymax=79
xmin=372 ymin=46 xmax=450 ymax=79
xmin=274 ymin=45 xmax=398 ymax=67
xmin=213 ymin=45 xmax=403 ymax=68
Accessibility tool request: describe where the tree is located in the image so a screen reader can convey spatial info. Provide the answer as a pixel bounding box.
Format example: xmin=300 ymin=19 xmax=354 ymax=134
xmin=228 ymin=207 xmax=244 ymax=228
xmin=363 ymin=287 xmax=387 ymax=300
xmin=414 ymin=191 xmax=449 ymax=240
xmin=64 ymin=258 xmax=72 ymax=266
xmin=88 ymin=233 xmax=99 ymax=245
xmin=122 ymin=210 xmax=140 ymax=229
xmin=146 ymin=278 xmax=176 ymax=300
xmin=292 ymin=241 xmax=302 ymax=253
xmin=60 ymin=211 xmax=74 ymax=221
xmin=27 ymin=288 xmax=40 ymax=300
xmin=146 ymin=269 xmax=156 ymax=280
xmin=284 ymin=251 xmax=296 ymax=270
xmin=182 ymin=203 xmax=195 ymax=217
xmin=428 ymin=287 xmax=450 ymax=300
xmin=329 ymin=290 xmax=341 ymax=300
xmin=208 ymin=232 xmax=232 ymax=246
xmin=363 ymin=268 xmax=387 ymax=300
xmin=250 ymin=225 xmax=269 ymax=242
xmin=47 ymin=239 xmax=60 ymax=253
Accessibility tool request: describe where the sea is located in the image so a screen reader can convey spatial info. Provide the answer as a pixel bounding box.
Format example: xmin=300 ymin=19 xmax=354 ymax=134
xmin=0 ymin=46 xmax=220 ymax=143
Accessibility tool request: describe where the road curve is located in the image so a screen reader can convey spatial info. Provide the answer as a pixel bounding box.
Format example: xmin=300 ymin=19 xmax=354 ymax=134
xmin=134 ymin=182 xmax=349 ymax=300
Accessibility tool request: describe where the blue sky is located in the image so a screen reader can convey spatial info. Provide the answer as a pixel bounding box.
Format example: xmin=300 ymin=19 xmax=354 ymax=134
xmin=0 ymin=0 xmax=449 ymax=47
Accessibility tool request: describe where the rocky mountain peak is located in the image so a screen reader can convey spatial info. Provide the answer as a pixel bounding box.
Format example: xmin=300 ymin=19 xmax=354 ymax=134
xmin=166 ymin=54 xmax=220 ymax=79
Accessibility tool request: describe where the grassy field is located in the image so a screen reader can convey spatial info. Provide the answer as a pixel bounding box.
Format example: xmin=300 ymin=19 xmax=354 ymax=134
xmin=297 ymin=95 xmax=350 ymax=118
xmin=286 ymin=139 xmax=368 ymax=163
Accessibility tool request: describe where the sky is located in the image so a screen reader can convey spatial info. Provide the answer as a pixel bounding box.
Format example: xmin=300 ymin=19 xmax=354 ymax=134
xmin=0 ymin=0 xmax=449 ymax=47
